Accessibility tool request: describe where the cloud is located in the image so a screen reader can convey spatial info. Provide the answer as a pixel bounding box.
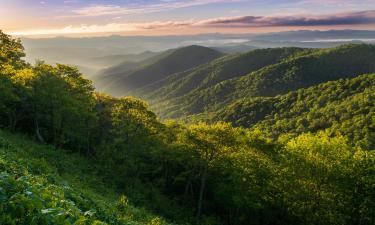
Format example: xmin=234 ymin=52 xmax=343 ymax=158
xmin=135 ymin=20 xmax=196 ymax=30
xmin=9 ymin=10 xmax=375 ymax=36
xmin=198 ymin=10 xmax=375 ymax=27
xmin=9 ymin=24 xmax=138 ymax=36
xmin=8 ymin=21 xmax=194 ymax=36
xmin=70 ymin=0 xmax=242 ymax=17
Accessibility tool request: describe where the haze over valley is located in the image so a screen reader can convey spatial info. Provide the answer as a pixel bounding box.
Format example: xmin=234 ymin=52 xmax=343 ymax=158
xmin=22 ymin=30 xmax=375 ymax=78
xmin=1 ymin=1 xmax=375 ymax=225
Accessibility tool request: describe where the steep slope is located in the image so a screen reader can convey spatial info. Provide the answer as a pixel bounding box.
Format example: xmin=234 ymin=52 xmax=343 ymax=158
xmin=88 ymin=51 xmax=158 ymax=68
xmin=137 ymin=47 xmax=305 ymax=102
xmin=155 ymin=44 xmax=375 ymax=118
xmin=97 ymin=45 xmax=223 ymax=96
xmin=0 ymin=130 xmax=175 ymax=225
xmin=96 ymin=51 xmax=168 ymax=78
xmin=92 ymin=50 xmax=169 ymax=90
xmin=208 ymin=74 xmax=375 ymax=149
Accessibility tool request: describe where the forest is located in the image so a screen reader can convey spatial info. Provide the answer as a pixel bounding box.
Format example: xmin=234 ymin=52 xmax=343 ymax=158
xmin=0 ymin=30 xmax=374 ymax=225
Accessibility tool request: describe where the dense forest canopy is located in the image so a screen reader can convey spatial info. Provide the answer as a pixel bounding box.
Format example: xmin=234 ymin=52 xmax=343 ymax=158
xmin=0 ymin=30 xmax=374 ymax=225
xmin=131 ymin=44 xmax=375 ymax=119
xmin=193 ymin=74 xmax=375 ymax=150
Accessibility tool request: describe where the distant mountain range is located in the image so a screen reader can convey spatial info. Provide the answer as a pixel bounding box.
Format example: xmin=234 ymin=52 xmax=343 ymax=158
xmin=150 ymin=44 xmax=375 ymax=118
xmin=22 ymin=30 xmax=375 ymax=77
xmin=94 ymin=43 xmax=375 ymax=120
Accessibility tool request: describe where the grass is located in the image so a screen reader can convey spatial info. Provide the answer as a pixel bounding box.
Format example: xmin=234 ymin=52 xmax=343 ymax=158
xmin=0 ymin=129 xmax=174 ymax=225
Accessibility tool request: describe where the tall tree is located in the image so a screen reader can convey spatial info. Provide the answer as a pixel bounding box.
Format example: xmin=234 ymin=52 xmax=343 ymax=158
xmin=184 ymin=122 xmax=238 ymax=222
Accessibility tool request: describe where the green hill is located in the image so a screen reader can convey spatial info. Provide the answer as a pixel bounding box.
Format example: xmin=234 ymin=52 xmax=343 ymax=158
xmin=206 ymin=74 xmax=375 ymax=149
xmin=89 ymin=51 xmax=158 ymax=68
xmin=137 ymin=47 xmax=304 ymax=102
xmin=96 ymin=45 xmax=223 ymax=96
xmin=154 ymin=44 xmax=375 ymax=118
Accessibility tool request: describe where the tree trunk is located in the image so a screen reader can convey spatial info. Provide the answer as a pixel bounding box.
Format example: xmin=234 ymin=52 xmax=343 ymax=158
xmin=86 ymin=129 xmax=91 ymax=156
xmin=184 ymin=174 xmax=192 ymax=198
xmin=197 ymin=164 xmax=208 ymax=223
xmin=35 ymin=117 xmax=45 ymax=143
xmin=9 ymin=111 xmax=21 ymax=132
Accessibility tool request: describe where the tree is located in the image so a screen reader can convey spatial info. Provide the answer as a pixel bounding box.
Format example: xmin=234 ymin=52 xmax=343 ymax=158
xmin=183 ymin=122 xmax=238 ymax=222
xmin=0 ymin=30 xmax=25 ymax=68
xmin=0 ymin=30 xmax=28 ymax=130
xmin=98 ymin=97 xmax=163 ymax=184
xmin=31 ymin=63 xmax=96 ymax=151
xmin=278 ymin=132 xmax=374 ymax=225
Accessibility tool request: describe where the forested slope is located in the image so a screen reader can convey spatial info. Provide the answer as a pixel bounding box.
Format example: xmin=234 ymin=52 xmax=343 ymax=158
xmin=136 ymin=47 xmax=304 ymax=101
xmin=0 ymin=130 xmax=172 ymax=225
xmin=207 ymin=74 xmax=375 ymax=149
xmin=96 ymin=45 xmax=223 ymax=96
xmin=154 ymin=44 xmax=375 ymax=118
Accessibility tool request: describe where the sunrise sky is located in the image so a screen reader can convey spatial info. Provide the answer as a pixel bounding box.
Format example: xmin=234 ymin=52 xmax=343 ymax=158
xmin=1 ymin=0 xmax=375 ymax=37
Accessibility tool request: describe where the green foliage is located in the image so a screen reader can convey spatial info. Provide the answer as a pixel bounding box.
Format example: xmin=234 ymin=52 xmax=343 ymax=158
xmin=31 ymin=63 xmax=97 ymax=150
xmin=153 ymin=44 xmax=375 ymax=118
xmin=0 ymin=130 xmax=175 ymax=225
xmin=0 ymin=31 xmax=25 ymax=68
xmin=211 ymin=74 xmax=375 ymax=149
xmin=278 ymin=132 xmax=375 ymax=225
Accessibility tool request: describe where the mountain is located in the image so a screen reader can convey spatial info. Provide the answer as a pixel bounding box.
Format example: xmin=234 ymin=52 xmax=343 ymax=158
xmin=151 ymin=44 xmax=375 ymax=118
xmin=252 ymin=29 xmax=375 ymax=42
xmin=22 ymin=30 xmax=375 ymax=78
xmin=136 ymin=47 xmax=305 ymax=101
xmin=211 ymin=45 xmax=258 ymax=53
xmin=243 ymin=39 xmax=365 ymax=49
xmin=87 ymin=51 xmax=158 ymax=68
xmin=95 ymin=50 xmax=170 ymax=79
xmin=96 ymin=45 xmax=223 ymax=96
xmin=208 ymin=74 xmax=375 ymax=149
xmin=24 ymin=45 xmax=159 ymax=77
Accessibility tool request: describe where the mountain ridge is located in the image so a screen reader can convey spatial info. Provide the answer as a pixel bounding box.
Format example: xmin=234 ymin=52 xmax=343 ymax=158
xmin=151 ymin=44 xmax=375 ymax=118
xmin=96 ymin=45 xmax=224 ymax=96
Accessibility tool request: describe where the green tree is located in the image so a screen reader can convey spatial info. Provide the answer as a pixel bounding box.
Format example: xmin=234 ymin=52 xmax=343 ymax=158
xmin=183 ymin=122 xmax=238 ymax=222
xmin=279 ymin=132 xmax=374 ymax=225
xmin=0 ymin=30 xmax=25 ymax=68
xmin=31 ymin=63 xmax=96 ymax=151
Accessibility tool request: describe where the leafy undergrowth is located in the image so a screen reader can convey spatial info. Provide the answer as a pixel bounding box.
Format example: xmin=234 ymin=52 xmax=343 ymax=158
xmin=0 ymin=129 xmax=173 ymax=225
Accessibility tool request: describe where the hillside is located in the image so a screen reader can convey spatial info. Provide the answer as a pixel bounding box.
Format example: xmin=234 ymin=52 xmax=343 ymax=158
xmin=0 ymin=130 xmax=173 ymax=225
xmin=88 ymin=51 xmax=158 ymax=68
xmin=206 ymin=74 xmax=375 ymax=149
xmin=96 ymin=45 xmax=223 ymax=96
xmin=153 ymin=44 xmax=375 ymax=118
xmin=137 ymin=47 xmax=305 ymax=102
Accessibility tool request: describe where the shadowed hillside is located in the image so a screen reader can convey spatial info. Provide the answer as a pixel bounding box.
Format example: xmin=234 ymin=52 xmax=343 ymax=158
xmin=96 ymin=45 xmax=223 ymax=96
xmin=137 ymin=47 xmax=306 ymax=102
xmin=152 ymin=44 xmax=375 ymax=118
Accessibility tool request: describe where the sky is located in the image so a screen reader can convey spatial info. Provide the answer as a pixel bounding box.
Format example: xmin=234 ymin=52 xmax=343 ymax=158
xmin=1 ymin=0 xmax=375 ymax=37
